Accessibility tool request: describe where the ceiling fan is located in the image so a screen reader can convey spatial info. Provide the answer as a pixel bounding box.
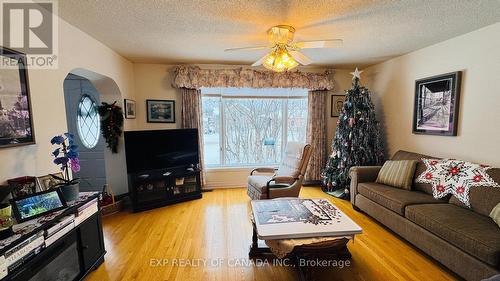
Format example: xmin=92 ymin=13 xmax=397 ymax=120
xmin=225 ymin=25 xmax=343 ymax=72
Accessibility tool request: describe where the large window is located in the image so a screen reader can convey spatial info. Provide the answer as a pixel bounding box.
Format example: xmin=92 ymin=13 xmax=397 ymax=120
xmin=202 ymin=88 xmax=308 ymax=167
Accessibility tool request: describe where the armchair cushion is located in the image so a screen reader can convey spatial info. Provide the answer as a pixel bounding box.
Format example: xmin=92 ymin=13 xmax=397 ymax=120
xmin=248 ymin=175 xmax=272 ymax=193
xmin=275 ymin=142 xmax=310 ymax=179
xmin=272 ymin=176 xmax=295 ymax=185
xmin=247 ymin=175 xmax=293 ymax=200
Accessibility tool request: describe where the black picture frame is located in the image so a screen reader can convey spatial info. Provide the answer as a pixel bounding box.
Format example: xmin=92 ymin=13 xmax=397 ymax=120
xmin=146 ymin=99 xmax=175 ymax=123
xmin=330 ymin=94 xmax=344 ymax=117
xmin=0 ymin=47 xmax=35 ymax=147
xmin=413 ymin=71 xmax=462 ymax=136
xmin=124 ymin=99 xmax=136 ymax=119
xmin=10 ymin=189 xmax=67 ymax=223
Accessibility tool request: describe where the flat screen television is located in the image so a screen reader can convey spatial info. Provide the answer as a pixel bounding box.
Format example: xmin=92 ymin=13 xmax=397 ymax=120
xmin=124 ymin=129 xmax=199 ymax=173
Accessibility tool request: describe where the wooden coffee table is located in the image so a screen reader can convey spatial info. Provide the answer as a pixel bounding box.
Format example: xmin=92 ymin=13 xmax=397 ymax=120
xmin=249 ymin=198 xmax=362 ymax=280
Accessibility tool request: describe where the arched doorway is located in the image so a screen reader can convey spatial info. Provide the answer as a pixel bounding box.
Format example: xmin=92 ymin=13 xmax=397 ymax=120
xmin=62 ymin=68 xmax=128 ymax=195
xmin=64 ymin=74 xmax=106 ymax=191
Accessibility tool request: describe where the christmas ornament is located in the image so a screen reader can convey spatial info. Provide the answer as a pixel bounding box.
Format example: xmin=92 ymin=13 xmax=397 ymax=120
xmin=348 ymin=118 xmax=355 ymax=127
xmin=416 ymin=159 xmax=500 ymax=207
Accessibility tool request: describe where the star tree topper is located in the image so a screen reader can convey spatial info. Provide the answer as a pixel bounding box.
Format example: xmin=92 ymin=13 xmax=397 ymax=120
xmin=350 ymin=67 xmax=363 ymax=80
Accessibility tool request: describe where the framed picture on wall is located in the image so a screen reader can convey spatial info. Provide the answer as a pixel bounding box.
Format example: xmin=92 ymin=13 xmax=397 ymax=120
xmin=124 ymin=99 xmax=136 ymax=119
xmin=146 ymin=99 xmax=175 ymax=123
xmin=0 ymin=47 xmax=35 ymax=148
xmin=413 ymin=71 xmax=462 ymax=136
xmin=330 ymin=95 xmax=344 ymax=117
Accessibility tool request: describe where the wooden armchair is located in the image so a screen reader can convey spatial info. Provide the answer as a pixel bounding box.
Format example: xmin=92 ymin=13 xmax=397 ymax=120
xmin=247 ymin=142 xmax=312 ymax=200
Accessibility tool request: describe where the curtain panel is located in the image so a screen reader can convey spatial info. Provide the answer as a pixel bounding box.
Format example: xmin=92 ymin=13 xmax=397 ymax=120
xmin=305 ymin=90 xmax=328 ymax=184
xmin=172 ymin=65 xmax=334 ymax=91
xmin=180 ymin=88 xmax=206 ymax=187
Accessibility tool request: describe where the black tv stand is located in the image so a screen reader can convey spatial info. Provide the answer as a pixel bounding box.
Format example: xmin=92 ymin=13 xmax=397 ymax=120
xmin=128 ymin=165 xmax=202 ymax=212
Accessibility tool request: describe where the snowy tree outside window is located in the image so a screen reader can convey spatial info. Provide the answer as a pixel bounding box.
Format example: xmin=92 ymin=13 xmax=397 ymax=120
xmin=201 ymin=88 xmax=307 ymax=167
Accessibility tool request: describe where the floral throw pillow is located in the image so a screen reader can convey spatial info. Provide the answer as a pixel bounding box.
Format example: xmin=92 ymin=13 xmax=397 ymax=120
xmin=416 ymin=158 xmax=500 ymax=207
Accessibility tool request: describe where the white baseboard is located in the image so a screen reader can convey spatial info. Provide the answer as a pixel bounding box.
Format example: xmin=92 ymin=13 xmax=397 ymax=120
xmin=204 ymin=182 xmax=246 ymax=189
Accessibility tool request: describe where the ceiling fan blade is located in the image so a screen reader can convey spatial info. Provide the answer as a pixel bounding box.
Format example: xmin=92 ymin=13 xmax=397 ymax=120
xmin=289 ymin=51 xmax=312 ymax=65
xmin=294 ymin=39 xmax=343 ymax=49
xmin=224 ymin=46 xmax=269 ymax=52
xmin=251 ymin=55 xmax=267 ymax=66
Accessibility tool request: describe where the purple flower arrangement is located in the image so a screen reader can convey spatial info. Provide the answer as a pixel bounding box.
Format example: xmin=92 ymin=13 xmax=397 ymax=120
xmin=50 ymin=133 xmax=80 ymax=184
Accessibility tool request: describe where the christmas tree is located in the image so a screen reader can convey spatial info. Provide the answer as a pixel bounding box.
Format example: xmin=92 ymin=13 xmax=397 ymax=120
xmin=323 ymin=68 xmax=384 ymax=198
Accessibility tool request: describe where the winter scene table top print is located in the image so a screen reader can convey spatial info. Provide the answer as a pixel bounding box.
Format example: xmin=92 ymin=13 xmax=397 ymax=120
xmin=251 ymin=198 xmax=362 ymax=240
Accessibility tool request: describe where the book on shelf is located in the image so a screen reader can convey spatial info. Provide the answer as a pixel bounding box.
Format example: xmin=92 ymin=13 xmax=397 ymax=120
xmin=0 ymin=256 xmax=6 ymax=280
xmin=184 ymin=177 xmax=197 ymax=183
xmin=74 ymin=202 xmax=98 ymax=226
xmin=45 ymin=214 xmax=75 ymax=237
xmin=175 ymin=178 xmax=184 ymax=185
xmin=3 ymin=231 xmax=44 ymax=271
xmin=78 ymin=198 xmax=98 ymax=213
xmin=7 ymin=244 xmax=42 ymax=272
xmin=44 ymin=221 xmax=75 ymax=247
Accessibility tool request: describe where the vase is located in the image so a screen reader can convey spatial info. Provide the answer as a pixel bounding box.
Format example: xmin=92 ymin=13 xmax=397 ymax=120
xmin=60 ymin=182 xmax=80 ymax=202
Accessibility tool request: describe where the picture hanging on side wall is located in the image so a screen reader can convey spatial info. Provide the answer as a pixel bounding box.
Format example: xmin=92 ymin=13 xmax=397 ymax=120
xmin=0 ymin=47 xmax=35 ymax=148
xmin=124 ymin=99 xmax=136 ymax=119
xmin=330 ymin=94 xmax=345 ymax=117
xmin=413 ymin=71 xmax=462 ymax=136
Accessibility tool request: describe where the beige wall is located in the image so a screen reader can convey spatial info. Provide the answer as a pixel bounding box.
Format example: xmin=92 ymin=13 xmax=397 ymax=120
xmin=364 ymin=22 xmax=500 ymax=166
xmin=0 ymin=16 xmax=135 ymax=195
xmin=132 ymin=64 xmax=181 ymax=130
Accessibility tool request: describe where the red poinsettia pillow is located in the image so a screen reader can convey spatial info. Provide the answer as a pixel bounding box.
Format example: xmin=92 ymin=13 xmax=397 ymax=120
xmin=416 ymin=159 xmax=500 ymax=207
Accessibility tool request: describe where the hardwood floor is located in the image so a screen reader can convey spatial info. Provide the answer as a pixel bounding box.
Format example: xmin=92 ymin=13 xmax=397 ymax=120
xmin=87 ymin=187 xmax=458 ymax=281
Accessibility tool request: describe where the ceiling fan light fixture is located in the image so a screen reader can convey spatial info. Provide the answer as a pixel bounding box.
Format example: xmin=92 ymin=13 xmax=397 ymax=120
xmin=268 ymin=25 xmax=295 ymax=45
xmin=262 ymin=47 xmax=299 ymax=72
xmin=230 ymin=25 xmax=342 ymax=71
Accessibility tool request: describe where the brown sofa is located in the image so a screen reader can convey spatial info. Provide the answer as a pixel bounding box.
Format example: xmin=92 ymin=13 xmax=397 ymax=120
xmin=350 ymin=150 xmax=500 ymax=281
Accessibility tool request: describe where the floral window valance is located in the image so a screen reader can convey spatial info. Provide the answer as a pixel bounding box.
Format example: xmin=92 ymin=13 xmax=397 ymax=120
xmin=172 ymin=65 xmax=334 ymax=91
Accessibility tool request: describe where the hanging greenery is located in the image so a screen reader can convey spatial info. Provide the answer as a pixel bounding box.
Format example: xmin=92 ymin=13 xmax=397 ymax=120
xmin=97 ymin=101 xmax=124 ymax=153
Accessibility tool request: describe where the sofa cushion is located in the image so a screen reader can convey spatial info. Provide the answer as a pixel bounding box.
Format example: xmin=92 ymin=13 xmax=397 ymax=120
xmin=391 ymin=150 xmax=439 ymax=195
xmin=357 ymin=182 xmax=446 ymax=216
xmin=449 ymin=168 xmax=500 ymax=217
xmin=405 ymin=204 xmax=500 ymax=267
xmin=376 ymin=160 xmax=418 ymax=190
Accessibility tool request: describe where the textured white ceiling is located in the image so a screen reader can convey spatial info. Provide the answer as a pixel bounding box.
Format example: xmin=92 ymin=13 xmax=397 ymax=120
xmin=59 ymin=0 xmax=500 ymax=67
